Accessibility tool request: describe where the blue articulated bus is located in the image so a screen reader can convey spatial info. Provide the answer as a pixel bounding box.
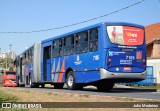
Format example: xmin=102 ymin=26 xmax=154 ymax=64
xmin=15 ymin=22 xmax=146 ymax=91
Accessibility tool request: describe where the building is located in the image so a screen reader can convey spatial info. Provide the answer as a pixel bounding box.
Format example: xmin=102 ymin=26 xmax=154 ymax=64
xmin=145 ymin=22 xmax=160 ymax=85
xmin=145 ymin=22 xmax=160 ymax=58
xmin=8 ymin=51 xmax=16 ymax=61
xmin=0 ymin=51 xmax=16 ymax=61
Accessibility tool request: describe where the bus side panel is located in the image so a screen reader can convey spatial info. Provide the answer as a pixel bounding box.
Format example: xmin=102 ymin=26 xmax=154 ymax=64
xmin=33 ymin=43 xmax=41 ymax=83
xmin=51 ymin=57 xmax=65 ymax=83
xmin=75 ymin=71 xmax=100 ymax=83
xmin=51 ymin=55 xmax=101 ymax=84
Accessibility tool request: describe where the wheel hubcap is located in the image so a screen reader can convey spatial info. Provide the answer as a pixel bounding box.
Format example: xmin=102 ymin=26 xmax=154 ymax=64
xmin=68 ymin=75 xmax=73 ymax=87
xmin=29 ymin=78 xmax=32 ymax=86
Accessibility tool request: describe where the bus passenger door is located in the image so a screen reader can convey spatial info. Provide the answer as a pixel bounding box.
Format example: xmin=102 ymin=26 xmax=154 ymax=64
xmin=43 ymin=46 xmax=51 ymax=81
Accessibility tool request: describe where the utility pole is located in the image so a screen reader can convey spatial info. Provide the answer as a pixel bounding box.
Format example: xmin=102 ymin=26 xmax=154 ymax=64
xmin=9 ymin=44 xmax=12 ymax=64
xmin=0 ymin=48 xmax=1 ymax=60
xmin=9 ymin=44 xmax=12 ymax=52
xmin=4 ymin=52 xmax=7 ymax=70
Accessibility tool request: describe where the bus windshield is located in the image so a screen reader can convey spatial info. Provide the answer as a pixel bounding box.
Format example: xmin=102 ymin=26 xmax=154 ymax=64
xmin=107 ymin=26 xmax=144 ymax=46
xmin=6 ymin=72 xmax=16 ymax=75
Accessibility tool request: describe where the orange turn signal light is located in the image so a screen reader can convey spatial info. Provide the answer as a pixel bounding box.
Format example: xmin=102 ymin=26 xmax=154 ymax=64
xmin=108 ymin=57 xmax=111 ymax=62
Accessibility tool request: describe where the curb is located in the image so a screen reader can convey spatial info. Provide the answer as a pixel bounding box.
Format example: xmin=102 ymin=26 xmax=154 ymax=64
xmin=136 ymin=88 xmax=157 ymax=92
xmin=157 ymin=90 xmax=160 ymax=92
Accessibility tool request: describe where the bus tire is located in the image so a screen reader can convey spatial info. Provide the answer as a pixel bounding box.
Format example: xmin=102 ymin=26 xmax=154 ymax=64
xmin=34 ymin=84 xmax=39 ymax=88
xmin=54 ymin=83 xmax=64 ymax=89
xmin=66 ymin=71 xmax=78 ymax=90
xmin=18 ymin=79 xmax=21 ymax=87
xmin=97 ymin=81 xmax=114 ymax=92
xmin=29 ymin=76 xmax=34 ymax=88
xmin=18 ymin=78 xmax=25 ymax=87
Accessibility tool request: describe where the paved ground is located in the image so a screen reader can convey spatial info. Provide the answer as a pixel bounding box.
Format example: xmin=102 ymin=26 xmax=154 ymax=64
xmin=11 ymin=85 xmax=160 ymax=101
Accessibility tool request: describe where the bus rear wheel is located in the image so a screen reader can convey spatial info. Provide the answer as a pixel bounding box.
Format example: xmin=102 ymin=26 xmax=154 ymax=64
xmin=66 ymin=71 xmax=81 ymax=90
xmin=29 ymin=77 xmax=34 ymax=88
xmin=29 ymin=76 xmax=39 ymax=88
xmin=96 ymin=81 xmax=114 ymax=92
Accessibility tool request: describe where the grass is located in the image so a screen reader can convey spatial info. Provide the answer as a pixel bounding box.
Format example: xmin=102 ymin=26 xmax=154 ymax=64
xmin=0 ymin=87 xmax=160 ymax=111
xmin=80 ymin=94 xmax=90 ymax=98
xmin=0 ymin=90 xmax=28 ymax=111
xmin=133 ymin=85 xmax=160 ymax=90
xmin=0 ymin=90 xmax=19 ymax=103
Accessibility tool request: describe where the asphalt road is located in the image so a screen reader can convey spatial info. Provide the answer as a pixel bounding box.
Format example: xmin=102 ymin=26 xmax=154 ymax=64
xmin=13 ymin=85 xmax=160 ymax=101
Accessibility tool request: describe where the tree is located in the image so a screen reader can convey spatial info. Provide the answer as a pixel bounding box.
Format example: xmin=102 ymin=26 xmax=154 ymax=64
xmin=9 ymin=66 xmax=14 ymax=71
xmin=0 ymin=57 xmax=15 ymax=70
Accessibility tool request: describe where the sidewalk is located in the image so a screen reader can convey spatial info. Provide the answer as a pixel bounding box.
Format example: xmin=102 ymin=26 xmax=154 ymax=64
xmin=114 ymin=84 xmax=132 ymax=88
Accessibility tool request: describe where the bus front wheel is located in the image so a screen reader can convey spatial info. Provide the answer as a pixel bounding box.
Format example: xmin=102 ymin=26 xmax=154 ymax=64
xmin=29 ymin=76 xmax=35 ymax=88
xmin=66 ymin=71 xmax=80 ymax=90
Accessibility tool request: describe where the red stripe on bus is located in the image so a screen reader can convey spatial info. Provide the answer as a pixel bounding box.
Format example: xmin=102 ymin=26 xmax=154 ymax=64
xmin=58 ymin=59 xmax=65 ymax=82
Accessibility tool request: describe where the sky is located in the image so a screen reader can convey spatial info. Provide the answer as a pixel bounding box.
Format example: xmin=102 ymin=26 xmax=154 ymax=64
xmin=0 ymin=0 xmax=160 ymax=55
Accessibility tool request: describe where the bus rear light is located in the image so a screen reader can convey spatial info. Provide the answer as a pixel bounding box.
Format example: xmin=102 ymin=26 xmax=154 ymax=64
xmin=107 ymin=62 xmax=111 ymax=66
xmin=107 ymin=57 xmax=111 ymax=62
xmin=111 ymin=74 xmax=114 ymax=76
xmin=96 ymin=68 xmax=100 ymax=70
xmin=142 ymin=59 xmax=146 ymax=62
xmin=141 ymin=74 xmax=145 ymax=76
xmin=142 ymin=63 xmax=146 ymax=67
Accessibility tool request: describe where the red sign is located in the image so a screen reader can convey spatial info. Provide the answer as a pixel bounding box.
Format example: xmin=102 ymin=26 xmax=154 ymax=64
xmin=123 ymin=26 xmax=144 ymax=46
xmin=136 ymin=51 xmax=142 ymax=59
xmin=124 ymin=67 xmax=131 ymax=71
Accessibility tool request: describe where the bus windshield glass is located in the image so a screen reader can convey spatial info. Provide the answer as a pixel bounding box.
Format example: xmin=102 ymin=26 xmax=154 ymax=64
xmin=107 ymin=26 xmax=144 ymax=46
xmin=6 ymin=72 xmax=16 ymax=75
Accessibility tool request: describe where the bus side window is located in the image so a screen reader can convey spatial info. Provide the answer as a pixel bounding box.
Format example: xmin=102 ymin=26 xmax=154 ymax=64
xmin=53 ymin=40 xmax=58 ymax=57
xmin=75 ymin=31 xmax=88 ymax=54
xmin=22 ymin=53 xmax=25 ymax=65
xmin=89 ymin=28 xmax=98 ymax=52
xmin=26 ymin=51 xmax=29 ymax=63
xmin=52 ymin=39 xmax=62 ymax=57
xmin=63 ymin=35 xmax=74 ymax=56
xmin=59 ymin=39 xmax=63 ymax=56
xmin=63 ymin=38 xmax=67 ymax=55
xmin=71 ymin=35 xmax=74 ymax=54
xmin=29 ymin=50 xmax=32 ymax=62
